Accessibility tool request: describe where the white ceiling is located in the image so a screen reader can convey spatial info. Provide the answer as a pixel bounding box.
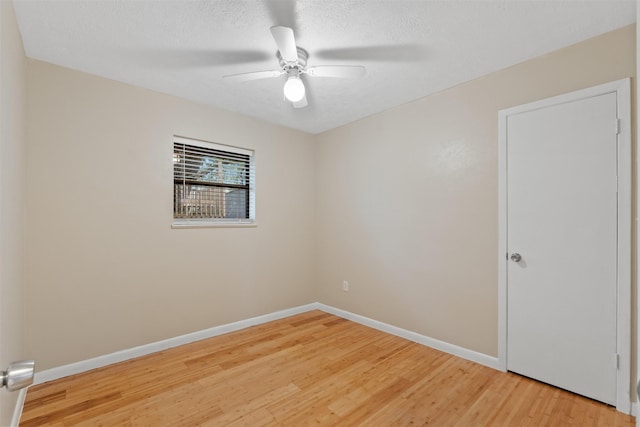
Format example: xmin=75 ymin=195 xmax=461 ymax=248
xmin=12 ymin=0 xmax=637 ymax=134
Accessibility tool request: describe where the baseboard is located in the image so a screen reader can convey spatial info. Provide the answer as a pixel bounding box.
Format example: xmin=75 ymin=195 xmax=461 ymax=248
xmin=34 ymin=301 xmax=500 ymax=385
xmin=10 ymin=387 xmax=28 ymax=427
xmin=317 ymin=303 xmax=500 ymax=370
xmin=34 ymin=303 xmax=320 ymax=385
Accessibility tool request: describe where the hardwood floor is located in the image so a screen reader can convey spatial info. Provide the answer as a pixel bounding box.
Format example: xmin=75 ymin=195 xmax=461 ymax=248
xmin=21 ymin=310 xmax=635 ymax=426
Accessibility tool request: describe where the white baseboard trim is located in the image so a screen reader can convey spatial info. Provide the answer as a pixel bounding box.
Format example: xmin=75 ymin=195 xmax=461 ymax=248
xmin=34 ymin=302 xmax=500 ymax=386
xmin=631 ymin=401 xmax=637 ymax=417
xmin=317 ymin=303 xmax=500 ymax=370
xmin=10 ymin=387 xmax=28 ymax=427
xmin=34 ymin=303 xmax=320 ymax=385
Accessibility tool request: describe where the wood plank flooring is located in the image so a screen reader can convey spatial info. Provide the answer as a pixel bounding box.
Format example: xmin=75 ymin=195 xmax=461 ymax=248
xmin=21 ymin=310 xmax=635 ymax=426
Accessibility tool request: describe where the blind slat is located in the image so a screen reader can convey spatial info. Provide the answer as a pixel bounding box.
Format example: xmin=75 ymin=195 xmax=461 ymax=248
xmin=174 ymin=136 xmax=253 ymax=156
xmin=175 ymin=144 xmax=251 ymax=161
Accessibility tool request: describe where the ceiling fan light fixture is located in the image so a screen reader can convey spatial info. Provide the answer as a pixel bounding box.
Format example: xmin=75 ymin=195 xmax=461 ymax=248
xmin=283 ymin=75 xmax=305 ymax=102
xmin=223 ymin=26 xmax=366 ymax=108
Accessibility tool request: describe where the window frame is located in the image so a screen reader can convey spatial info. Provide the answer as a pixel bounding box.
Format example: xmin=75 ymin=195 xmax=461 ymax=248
xmin=171 ymin=136 xmax=256 ymax=229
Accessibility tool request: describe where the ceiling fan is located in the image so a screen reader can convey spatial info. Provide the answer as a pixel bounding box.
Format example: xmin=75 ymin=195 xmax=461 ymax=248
xmin=223 ymin=26 xmax=366 ymax=109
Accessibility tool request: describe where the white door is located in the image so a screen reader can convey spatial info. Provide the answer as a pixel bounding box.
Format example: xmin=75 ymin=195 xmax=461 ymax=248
xmin=506 ymin=91 xmax=618 ymax=405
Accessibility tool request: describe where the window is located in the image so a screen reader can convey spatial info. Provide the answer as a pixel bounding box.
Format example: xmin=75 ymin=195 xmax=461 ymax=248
xmin=173 ymin=136 xmax=255 ymax=226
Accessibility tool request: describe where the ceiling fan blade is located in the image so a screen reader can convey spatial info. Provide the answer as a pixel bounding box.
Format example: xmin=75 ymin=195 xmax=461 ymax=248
xmin=304 ymin=65 xmax=366 ymax=79
xmin=223 ymin=70 xmax=283 ymax=83
xmin=265 ymin=1 xmax=296 ymax=30
xmin=292 ymin=93 xmax=308 ymax=109
xmin=125 ymin=48 xmax=272 ymax=68
xmin=270 ymin=26 xmax=298 ymax=62
xmin=315 ymin=44 xmax=429 ymax=62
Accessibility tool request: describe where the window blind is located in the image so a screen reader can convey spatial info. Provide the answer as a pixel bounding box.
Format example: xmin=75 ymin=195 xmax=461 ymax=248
xmin=173 ymin=137 xmax=255 ymax=222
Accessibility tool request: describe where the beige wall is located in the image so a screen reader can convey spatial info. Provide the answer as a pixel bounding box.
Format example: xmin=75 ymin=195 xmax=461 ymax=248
xmin=314 ymin=25 xmax=636 ymax=357
xmin=636 ymin=5 xmax=640 ymax=406
xmin=25 ymin=61 xmax=317 ymax=370
xmin=0 ymin=1 xmax=27 ymax=424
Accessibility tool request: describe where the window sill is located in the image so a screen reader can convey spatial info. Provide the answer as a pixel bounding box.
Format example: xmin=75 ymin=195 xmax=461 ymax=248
xmin=171 ymin=221 xmax=257 ymax=229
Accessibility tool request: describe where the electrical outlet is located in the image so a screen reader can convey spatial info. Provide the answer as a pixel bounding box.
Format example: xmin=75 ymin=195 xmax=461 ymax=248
xmin=342 ymin=280 xmax=349 ymax=292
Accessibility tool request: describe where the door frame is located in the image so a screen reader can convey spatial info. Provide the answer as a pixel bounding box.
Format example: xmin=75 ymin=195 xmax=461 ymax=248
xmin=497 ymin=78 xmax=632 ymax=413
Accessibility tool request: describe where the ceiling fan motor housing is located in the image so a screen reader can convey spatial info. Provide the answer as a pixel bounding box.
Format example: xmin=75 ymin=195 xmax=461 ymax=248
xmin=278 ymin=47 xmax=308 ymax=73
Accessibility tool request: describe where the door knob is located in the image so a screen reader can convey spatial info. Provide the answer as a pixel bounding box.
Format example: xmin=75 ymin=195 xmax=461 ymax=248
xmin=1 ymin=360 xmax=35 ymax=392
xmin=510 ymin=253 xmax=522 ymax=262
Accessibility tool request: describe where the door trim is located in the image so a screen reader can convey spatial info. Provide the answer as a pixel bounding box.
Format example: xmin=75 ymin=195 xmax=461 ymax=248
xmin=497 ymin=78 xmax=631 ymax=413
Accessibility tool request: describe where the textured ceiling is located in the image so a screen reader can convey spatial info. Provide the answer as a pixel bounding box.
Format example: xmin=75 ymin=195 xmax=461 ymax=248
xmin=12 ymin=0 xmax=637 ymax=134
